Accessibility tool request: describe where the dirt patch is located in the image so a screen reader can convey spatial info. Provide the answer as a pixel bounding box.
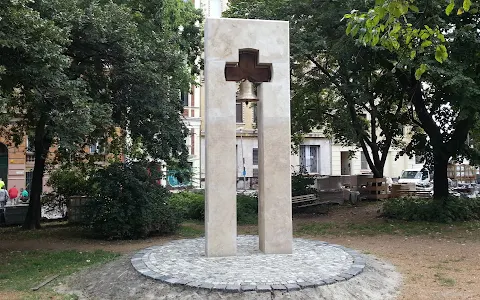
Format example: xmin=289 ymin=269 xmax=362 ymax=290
xmin=327 ymin=235 xmax=480 ymax=300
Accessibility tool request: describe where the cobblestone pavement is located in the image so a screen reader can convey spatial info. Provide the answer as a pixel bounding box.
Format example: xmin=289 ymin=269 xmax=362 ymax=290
xmin=131 ymin=235 xmax=366 ymax=292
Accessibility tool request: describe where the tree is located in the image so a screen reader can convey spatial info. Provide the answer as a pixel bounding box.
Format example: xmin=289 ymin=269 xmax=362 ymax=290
xmin=345 ymin=0 xmax=480 ymax=200
xmin=0 ymin=0 xmax=202 ymax=229
xmin=225 ymin=0 xmax=409 ymax=178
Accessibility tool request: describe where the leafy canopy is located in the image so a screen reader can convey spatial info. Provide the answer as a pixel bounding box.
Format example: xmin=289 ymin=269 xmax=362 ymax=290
xmin=226 ymin=0 xmax=410 ymax=178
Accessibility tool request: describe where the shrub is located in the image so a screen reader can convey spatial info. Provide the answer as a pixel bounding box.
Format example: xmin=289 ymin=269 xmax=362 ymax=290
xmin=81 ymin=162 xmax=181 ymax=239
xmin=169 ymin=192 xmax=258 ymax=224
xmin=42 ymin=166 xmax=91 ymax=216
xmin=291 ymin=170 xmax=316 ymax=196
xmin=383 ymin=196 xmax=480 ymax=223
xmin=236 ymin=193 xmax=258 ymax=225
xmin=170 ymin=192 xmax=204 ymax=220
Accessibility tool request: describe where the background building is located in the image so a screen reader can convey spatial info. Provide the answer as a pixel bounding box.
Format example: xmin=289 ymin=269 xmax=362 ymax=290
xmin=0 ymin=136 xmax=49 ymax=192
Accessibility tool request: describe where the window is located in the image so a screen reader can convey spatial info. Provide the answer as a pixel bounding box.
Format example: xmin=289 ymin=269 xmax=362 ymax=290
xmin=89 ymin=143 xmax=99 ymax=154
xmin=252 ymin=148 xmax=258 ymax=165
xmin=181 ymin=91 xmax=188 ymax=107
xmin=421 ymin=170 xmax=429 ymax=180
xmin=236 ymin=103 xmax=243 ymax=123
xmin=25 ymin=171 xmax=33 ymax=192
xmin=252 ymin=104 xmax=257 ymax=123
xmin=26 ymin=135 xmax=35 ymax=152
xmin=299 ymin=145 xmax=320 ymax=173
xmin=415 ymin=154 xmax=424 ymax=164
xmin=360 ymin=152 xmax=369 ymax=170
xmin=253 ymin=168 xmax=259 ymax=178
xmin=89 ymin=141 xmax=105 ymax=154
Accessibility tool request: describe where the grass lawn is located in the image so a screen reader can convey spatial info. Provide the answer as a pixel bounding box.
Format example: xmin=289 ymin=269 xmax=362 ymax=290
xmin=0 ymin=249 xmax=119 ymax=300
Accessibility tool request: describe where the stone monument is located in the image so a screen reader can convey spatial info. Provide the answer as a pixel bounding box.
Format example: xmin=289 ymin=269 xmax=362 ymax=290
xmin=204 ymin=18 xmax=292 ymax=257
xmin=131 ymin=18 xmax=396 ymax=298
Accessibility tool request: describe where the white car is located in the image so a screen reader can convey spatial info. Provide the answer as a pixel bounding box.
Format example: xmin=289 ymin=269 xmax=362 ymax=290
xmin=398 ymin=169 xmax=433 ymax=191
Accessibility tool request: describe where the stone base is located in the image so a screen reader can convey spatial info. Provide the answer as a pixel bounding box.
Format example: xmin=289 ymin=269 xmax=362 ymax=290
xmin=131 ymin=235 xmax=367 ymax=292
xmin=55 ymin=238 xmax=402 ymax=300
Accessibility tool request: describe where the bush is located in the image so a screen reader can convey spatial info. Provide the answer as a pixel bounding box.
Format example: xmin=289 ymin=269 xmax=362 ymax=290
xmin=291 ymin=170 xmax=316 ymax=196
xmin=169 ymin=191 xmax=258 ymax=224
xmin=170 ymin=192 xmax=205 ymax=220
xmin=42 ymin=166 xmax=91 ymax=215
xmin=81 ymin=162 xmax=181 ymax=239
xmin=383 ymin=196 xmax=480 ymax=223
xmin=236 ymin=193 xmax=258 ymax=225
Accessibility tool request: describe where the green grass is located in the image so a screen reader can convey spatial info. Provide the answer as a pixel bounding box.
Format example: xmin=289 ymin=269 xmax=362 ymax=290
xmin=0 ymin=249 xmax=119 ymax=292
xmin=434 ymin=273 xmax=456 ymax=286
xmin=0 ymin=222 xmax=84 ymax=241
xmin=294 ymin=220 xmax=480 ymax=238
xmin=177 ymin=224 xmax=204 ymax=237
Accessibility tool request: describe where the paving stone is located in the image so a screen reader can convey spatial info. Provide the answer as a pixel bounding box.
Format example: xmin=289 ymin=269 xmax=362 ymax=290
xmin=130 ymin=235 xmax=367 ymax=293
xmin=316 ymin=280 xmax=327 ymax=287
xmin=271 ymin=284 xmax=287 ymax=291
xmin=186 ymin=281 xmax=201 ymax=288
xmin=164 ymin=278 xmax=181 ymax=285
xmin=256 ymin=285 xmax=272 ymax=292
xmin=175 ymin=279 xmax=191 ymax=285
xmin=297 ymin=281 xmax=315 ymax=289
xmin=199 ymin=283 xmax=214 ymax=290
xmin=225 ymin=284 xmax=241 ymax=293
xmin=212 ymin=284 xmax=227 ymax=291
xmin=241 ymin=285 xmax=256 ymax=292
xmin=323 ymin=278 xmax=337 ymax=285
xmin=338 ymin=273 xmax=354 ymax=280
xmin=285 ymin=283 xmax=300 ymax=291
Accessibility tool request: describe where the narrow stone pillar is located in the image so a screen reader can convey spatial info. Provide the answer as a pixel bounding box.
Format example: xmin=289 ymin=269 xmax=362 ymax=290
xmin=204 ymin=61 xmax=237 ymax=257
xmin=258 ymin=64 xmax=293 ymax=254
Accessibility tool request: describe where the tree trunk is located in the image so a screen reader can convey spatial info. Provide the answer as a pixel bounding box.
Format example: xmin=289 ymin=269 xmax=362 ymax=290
xmin=22 ymin=153 xmax=46 ymax=229
xmin=433 ymin=152 xmax=449 ymax=202
xmin=23 ymin=118 xmax=50 ymax=229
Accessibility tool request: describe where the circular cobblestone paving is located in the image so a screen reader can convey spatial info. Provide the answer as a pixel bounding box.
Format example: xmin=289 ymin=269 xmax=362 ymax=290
xmin=131 ymin=236 xmax=366 ymax=293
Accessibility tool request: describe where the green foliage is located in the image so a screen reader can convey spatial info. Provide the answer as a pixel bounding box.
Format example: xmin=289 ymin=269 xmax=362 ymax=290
xmin=0 ymin=0 xmax=203 ymax=228
xmin=226 ymin=0 xmax=409 ymax=179
xmin=169 ymin=192 xmax=205 ymax=220
xmin=169 ymin=191 xmax=259 ymax=225
xmin=344 ymin=0 xmax=478 ymax=77
xmin=383 ymin=196 xmax=480 ymax=223
xmin=236 ymin=193 xmax=258 ymax=225
xmin=46 ymin=167 xmax=90 ymax=199
xmin=291 ymin=170 xmax=316 ymax=196
xmin=82 ymin=163 xmax=181 ymax=239
xmin=344 ymin=0 xmax=480 ymax=199
xmin=42 ymin=166 xmax=92 ymax=215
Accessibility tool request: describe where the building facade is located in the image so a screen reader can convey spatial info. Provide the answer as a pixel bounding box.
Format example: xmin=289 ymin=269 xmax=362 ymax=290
xmin=0 ymin=136 xmax=49 ymax=192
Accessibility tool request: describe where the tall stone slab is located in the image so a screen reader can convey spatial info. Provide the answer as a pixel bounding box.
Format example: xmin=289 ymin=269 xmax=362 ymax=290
xmin=258 ymin=79 xmax=292 ymax=254
xmin=204 ymin=34 xmax=238 ymax=258
xmin=204 ymin=17 xmax=292 ymax=256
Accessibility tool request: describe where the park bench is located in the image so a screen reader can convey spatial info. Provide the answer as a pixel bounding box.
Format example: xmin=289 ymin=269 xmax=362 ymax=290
xmin=291 ymin=193 xmax=333 ymax=213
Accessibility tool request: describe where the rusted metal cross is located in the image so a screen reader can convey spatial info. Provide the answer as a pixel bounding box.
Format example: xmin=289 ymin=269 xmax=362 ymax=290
xmin=224 ymin=49 xmax=272 ymax=82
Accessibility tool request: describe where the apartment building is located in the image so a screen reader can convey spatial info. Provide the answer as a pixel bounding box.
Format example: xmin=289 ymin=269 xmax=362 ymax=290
xmin=0 ymin=136 xmax=50 ymax=192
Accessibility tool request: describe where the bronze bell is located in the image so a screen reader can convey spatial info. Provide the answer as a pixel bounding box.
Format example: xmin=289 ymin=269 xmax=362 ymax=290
xmin=236 ymin=80 xmax=258 ymax=104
